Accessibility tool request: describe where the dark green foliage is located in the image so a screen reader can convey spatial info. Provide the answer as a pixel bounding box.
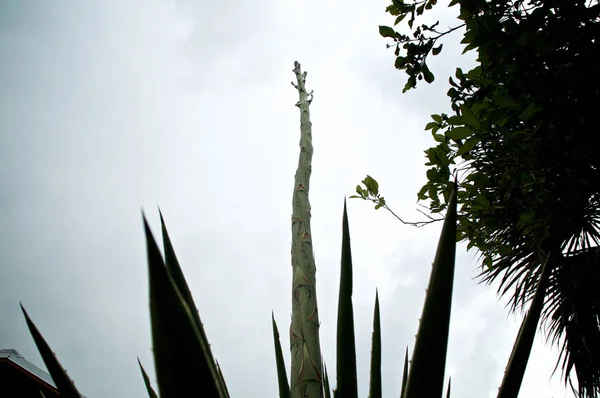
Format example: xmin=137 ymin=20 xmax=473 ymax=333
xmin=21 ymin=304 xmax=82 ymax=398
xmin=370 ymin=1 xmax=600 ymax=395
xmin=335 ymin=199 xmax=359 ymax=398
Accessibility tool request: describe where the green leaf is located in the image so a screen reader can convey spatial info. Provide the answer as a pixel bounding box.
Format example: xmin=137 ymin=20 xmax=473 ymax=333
xmin=363 ymin=175 xmax=379 ymax=195
xmin=423 ymin=69 xmax=435 ymax=83
xmin=431 ymin=114 xmax=443 ymax=123
xmin=433 ymin=133 xmax=445 ymax=143
xmin=425 ymin=122 xmax=438 ymax=131
xmin=143 ymin=212 xmax=225 ymax=397
xmin=447 ymin=116 xmax=464 ymax=125
xmin=446 ymin=127 xmax=472 ymax=141
xmin=138 ymin=358 xmax=158 ymax=398
xmin=432 ymin=44 xmax=443 ymax=55
xmin=21 ymin=305 xmax=82 ymax=398
xmin=417 ymin=184 xmax=430 ymax=201
xmin=379 ymin=25 xmax=397 ymax=38
xmin=460 ymin=105 xmax=480 ymax=129
xmin=336 ymin=200 xmax=359 ymax=398
xmin=368 ymin=291 xmax=382 ymax=398
xmin=426 ymin=167 xmax=439 ymax=182
xmin=497 ymin=253 xmax=553 ymax=398
xmin=462 ymin=42 xmax=477 ymax=54
xmin=494 ymin=93 xmax=520 ymax=110
xmin=394 ymin=14 xmax=408 ymax=25
xmin=457 ymin=136 xmax=481 ymax=156
xmin=519 ymin=103 xmax=544 ymax=120
xmin=403 ymin=185 xmax=457 ymax=398
xmin=395 ymin=56 xmax=407 ymax=69
xmin=272 ymin=313 xmax=291 ymax=398
xmin=403 ymin=76 xmax=416 ymax=93
xmin=355 ymin=185 xmax=364 ymax=196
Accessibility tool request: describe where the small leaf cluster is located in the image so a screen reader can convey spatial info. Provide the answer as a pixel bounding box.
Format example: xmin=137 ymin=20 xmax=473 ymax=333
xmin=379 ymin=0 xmax=465 ymax=92
xmin=349 ymin=175 xmax=387 ymax=210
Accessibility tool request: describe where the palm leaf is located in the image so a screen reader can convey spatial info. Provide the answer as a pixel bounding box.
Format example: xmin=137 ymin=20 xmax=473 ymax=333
xmin=497 ymin=249 xmax=552 ymax=398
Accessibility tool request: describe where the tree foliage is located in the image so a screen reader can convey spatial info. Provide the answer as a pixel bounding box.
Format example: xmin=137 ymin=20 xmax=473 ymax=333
xmin=357 ymin=0 xmax=600 ymax=396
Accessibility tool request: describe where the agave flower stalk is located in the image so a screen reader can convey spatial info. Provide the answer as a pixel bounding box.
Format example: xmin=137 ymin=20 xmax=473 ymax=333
xmin=289 ymin=60 xmax=324 ymax=397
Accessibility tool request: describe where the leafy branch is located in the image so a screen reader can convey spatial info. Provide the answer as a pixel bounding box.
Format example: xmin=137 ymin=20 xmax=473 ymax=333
xmin=350 ymin=175 xmax=445 ymax=227
xmin=379 ymin=0 xmax=467 ymax=92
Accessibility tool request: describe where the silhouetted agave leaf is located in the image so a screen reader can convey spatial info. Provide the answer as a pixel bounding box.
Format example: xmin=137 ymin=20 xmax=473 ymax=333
xmin=137 ymin=358 xmax=158 ymax=398
xmin=143 ymin=212 xmax=224 ymax=397
xmin=446 ymin=377 xmax=451 ymax=398
xmin=400 ymin=347 xmax=408 ymax=398
xmin=404 ymin=183 xmax=457 ymax=398
xmin=336 ymin=199 xmax=358 ymax=398
xmin=21 ymin=304 xmax=82 ymax=398
xmin=272 ymin=312 xmax=290 ymax=398
xmin=323 ymin=362 xmax=331 ymax=398
xmin=216 ymin=360 xmax=230 ymax=397
xmin=369 ymin=290 xmax=382 ymax=398
xmin=497 ymin=251 xmax=552 ymax=398
xmin=158 ymin=209 xmax=227 ymax=396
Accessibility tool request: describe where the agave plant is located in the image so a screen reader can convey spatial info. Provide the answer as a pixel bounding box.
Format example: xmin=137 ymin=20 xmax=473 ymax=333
xmin=20 ymin=62 xmax=553 ymax=398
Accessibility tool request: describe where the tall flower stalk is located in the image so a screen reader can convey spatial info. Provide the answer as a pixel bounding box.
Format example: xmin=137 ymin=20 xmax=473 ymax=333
xmin=289 ymin=61 xmax=323 ymax=397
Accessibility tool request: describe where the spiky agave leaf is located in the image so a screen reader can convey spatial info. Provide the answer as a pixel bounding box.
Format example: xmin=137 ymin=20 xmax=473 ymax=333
xmin=335 ymin=199 xmax=359 ymax=397
xmin=497 ymin=250 xmax=553 ymax=398
xmin=272 ymin=312 xmax=291 ymax=398
xmin=289 ymin=60 xmax=323 ymax=398
xmin=446 ymin=377 xmax=451 ymax=398
xmin=369 ymin=290 xmax=382 ymax=398
xmin=21 ymin=304 xmax=82 ymax=398
xmin=158 ymin=209 xmax=229 ymax=396
xmin=403 ymin=183 xmax=457 ymax=398
xmin=137 ymin=358 xmax=158 ymax=398
xmin=400 ymin=347 xmax=408 ymax=398
xmin=323 ymin=363 xmax=331 ymax=398
xmin=216 ymin=360 xmax=230 ymax=397
xmin=143 ymin=213 xmax=225 ymax=397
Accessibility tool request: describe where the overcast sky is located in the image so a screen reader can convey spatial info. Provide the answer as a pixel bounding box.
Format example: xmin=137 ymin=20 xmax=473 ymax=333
xmin=0 ymin=1 xmax=574 ymax=397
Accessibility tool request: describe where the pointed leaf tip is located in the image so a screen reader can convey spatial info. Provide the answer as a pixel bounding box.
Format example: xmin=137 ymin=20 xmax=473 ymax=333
xmin=21 ymin=305 xmax=82 ymax=398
